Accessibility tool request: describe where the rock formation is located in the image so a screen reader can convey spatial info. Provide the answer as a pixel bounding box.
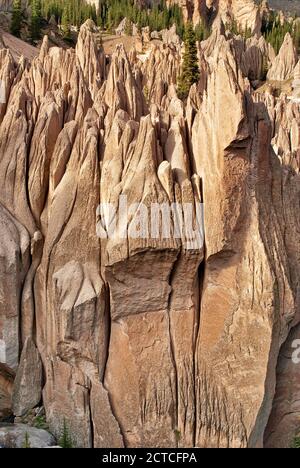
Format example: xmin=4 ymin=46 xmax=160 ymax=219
xmin=0 ymin=18 xmax=300 ymax=449
xmin=167 ymin=0 xmax=262 ymax=33
xmin=267 ymin=33 xmax=298 ymax=81
xmin=0 ymin=423 xmax=55 ymax=448
xmin=264 ymin=324 xmax=300 ymax=448
xmin=0 ymin=364 xmax=14 ymax=420
xmin=12 ymin=338 xmax=42 ymax=417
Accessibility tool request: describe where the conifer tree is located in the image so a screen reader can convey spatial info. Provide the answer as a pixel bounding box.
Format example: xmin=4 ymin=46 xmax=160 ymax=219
xmin=31 ymin=0 xmax=42 ymax=42
xmin=38 ymin=0 xmax=185 ymax=38
xmin=58 ymin=419 xmax=73 ymax=449
xmin=177 ymin=22 xmax=200 ymax=100
xmin=61 ymin=4 xmax=71 ymax=39
xmin=11 ymin=0 xmax=22 ymax=37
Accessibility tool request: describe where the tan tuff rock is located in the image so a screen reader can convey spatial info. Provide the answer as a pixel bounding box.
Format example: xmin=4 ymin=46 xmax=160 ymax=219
xmin=0 ymin=15 xmax=299 ymax=449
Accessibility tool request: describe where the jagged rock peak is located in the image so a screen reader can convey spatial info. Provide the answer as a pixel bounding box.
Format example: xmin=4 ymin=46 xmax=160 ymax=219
xmin=76 ymin=19 xmax=106 ymax=100
xmin=39 ymin=35 xmax=50 ymax=62
xmin=267 ymin=32 xmax=298 ymax=81
xmin=103 ymin=44 xmax=146 ymax=122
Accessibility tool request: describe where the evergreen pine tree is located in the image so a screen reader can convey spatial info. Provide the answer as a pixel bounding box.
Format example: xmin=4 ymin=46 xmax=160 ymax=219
xmin=177 ymin=22 xmax=200 ymax=100
xmin=61 ymin=4 xmax=71 ymax=40
xmin=31 ymin=0 xmax=42 ymax=42
xmin=58 ymin=419 xmax=73 ymax=448
xmin=11 ymin=0 xmax=22 ymax=37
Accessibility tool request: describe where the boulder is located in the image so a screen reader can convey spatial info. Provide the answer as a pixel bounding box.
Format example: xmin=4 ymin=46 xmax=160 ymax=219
xmin=0 ymin=424 xmax=55 ymax=448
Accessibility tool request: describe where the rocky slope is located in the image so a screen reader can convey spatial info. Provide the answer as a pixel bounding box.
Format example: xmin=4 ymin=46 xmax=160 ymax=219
xmin=0 ymin=29 xmax=38 ymax=60
xmin=0 ymin=19 xmax=300 ymax=448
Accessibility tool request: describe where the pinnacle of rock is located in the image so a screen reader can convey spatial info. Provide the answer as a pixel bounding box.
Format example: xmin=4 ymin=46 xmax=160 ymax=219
xmin=267 ymin=32 xmax=298 ymax=81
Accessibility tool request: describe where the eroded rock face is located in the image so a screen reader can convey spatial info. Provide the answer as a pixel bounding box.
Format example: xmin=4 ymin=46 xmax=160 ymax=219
xmin=12 ymin=338 xmax=42 ymax=417
xmin=267 ymin=33 xmax=298 ymax=81
xmin=0 ymin=19 xmax=300 ymax=448
xmin=0 ymin=364 xmax=14 ymax=420
xmin=191 ymin=43 xmax=300 ymax=446
xmin=264 ymin=324 xmax=300 ymax=448
xmin=221 ymin=0 xmax=262 ymax=34
xmin=167 ymin=0 xmax=262 ymax=33
xmin=0 ymin=204 xmax=30 ymax=371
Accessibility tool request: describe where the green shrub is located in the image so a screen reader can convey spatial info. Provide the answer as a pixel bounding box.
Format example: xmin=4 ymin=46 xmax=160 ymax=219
xmin=33 ymin=414 xmax=49 ymax=431
xmin=292 ymin=435 xmax=300 ymax=448
xmin=11 ymin=0 xmax=22 ymax=37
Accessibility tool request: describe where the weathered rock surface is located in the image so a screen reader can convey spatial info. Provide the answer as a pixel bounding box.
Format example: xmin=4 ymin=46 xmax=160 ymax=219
xmin=191 ymin=37 xmax=300 ymax=447
xmin=221 ymin=0 xmax=262 ymax=34
xmin=264 ymin=324 xmax=300 ymax=448
xmin=0 ymin=29 xmax=38 ymax=61
xmin=0 ymin=204 xmax=30 ymax=371
xmin=0 ymin=364 xmax=14 ymax=420
xmin=0 ymin=423 xmax=55 ymax=448
xmin=161 ymin=24 xmax=181 ymax=46
xmin=267 ymin=33 xmax=298 ymax=81
xmin=0 ymin=18 xmax=300 ymax=449
xmin=167 ymin=0 xmax=262 ymax=33
xmin=12 ymin=338 xmax=42 ymax=417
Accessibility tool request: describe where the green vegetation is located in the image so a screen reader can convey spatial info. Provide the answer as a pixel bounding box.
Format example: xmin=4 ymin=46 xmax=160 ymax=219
xmin=40 ymin=0 xmax=184 ymax=37
xmin=143 ymin=85 xmax=150 ymax=104
xmin=174 ymin=428 xmax=181 ymax=442
xmin=292 ymin=435 xmax=300 ymax=448
xmin=58 ymin=419 xmax=74 ymax=448
xmin=262 ymin=12 xmax=300 ymax=53
xmin=227 ymin=20 xmax=258 ymax=40
xmin=177 ymin=22 xmax=200 ymax=100
xmin=33 ymin=414 xmax=49 ymax=430
xmin=260 ymin=55 xmax=269 ymax=81
xmin=225 ymin=14 xmax=299 ymax=53
xmin=22 ymin=432 xmax=31 ymax=449
xmin=31 ymin=0 xmax=42 ymax=42
xmin=194 ymin=21 xmax=211 ymax=42
xmin=61 ymin=3 xmax=72 ymax=40
xmin=41 ymin=0 xmax=97 ymax=29
xmin=98 ymin=0 xmax=184 ymax=36
xmin=11 ymin=0 xmax=22 ymax=37
xmin=8 ymin=0 xmax=300 ymax=56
